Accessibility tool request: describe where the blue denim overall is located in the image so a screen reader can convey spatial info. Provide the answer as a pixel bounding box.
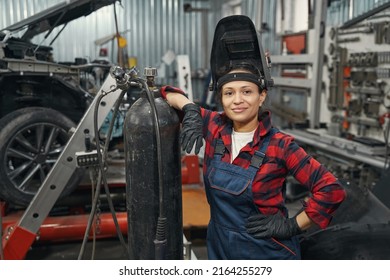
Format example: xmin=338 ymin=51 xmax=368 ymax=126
xmin=205 ymin=128 xmax=301 ymax=259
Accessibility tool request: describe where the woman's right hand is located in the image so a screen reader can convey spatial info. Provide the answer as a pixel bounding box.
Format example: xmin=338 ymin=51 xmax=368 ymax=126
xmin=180 ymin=103 xmax=203 ymax=154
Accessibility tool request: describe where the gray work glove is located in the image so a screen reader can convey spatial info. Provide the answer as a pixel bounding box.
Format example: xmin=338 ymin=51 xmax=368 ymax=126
xmin=246 ymin=213 xmax=302 ymax=240
xmin=180 ymin=103 xmax=203 ymax=154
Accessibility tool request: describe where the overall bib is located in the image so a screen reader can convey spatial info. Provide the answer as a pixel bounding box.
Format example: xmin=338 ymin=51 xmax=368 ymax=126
xmin=205 ymin=128 xmax=301 ymax=260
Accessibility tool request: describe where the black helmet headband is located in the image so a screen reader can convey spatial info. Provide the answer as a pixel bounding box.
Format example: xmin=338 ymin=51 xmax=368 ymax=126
xmin=217 ymin=72 xmax=263 ymax=91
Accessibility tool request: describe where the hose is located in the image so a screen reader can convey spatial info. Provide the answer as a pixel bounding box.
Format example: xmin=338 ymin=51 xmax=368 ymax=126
xmin=89 ymin=168 xmax=98 ymax=260
xmin=94 ymin=89 xmax=129 ymax=256
xmin=96 ymin=89 xmax=129 ymax=257
xmin=136 ymin=78 xmax=167 ymax=259
xmin=78 ymin=88 xmax=129 ymax=259
xmin=78 ymin=168 xmax=103 ymax=260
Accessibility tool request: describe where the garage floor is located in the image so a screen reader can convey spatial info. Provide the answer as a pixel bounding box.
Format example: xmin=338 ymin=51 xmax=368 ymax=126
xmin=25 ymin=235 xmax=208 ymax=260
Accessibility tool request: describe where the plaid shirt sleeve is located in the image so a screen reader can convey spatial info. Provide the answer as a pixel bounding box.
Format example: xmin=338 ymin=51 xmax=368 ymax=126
xmin=281 ymin=133 xmax=346 ymax=228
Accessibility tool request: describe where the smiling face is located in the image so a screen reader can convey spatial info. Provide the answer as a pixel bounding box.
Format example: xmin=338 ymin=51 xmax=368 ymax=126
xmin=221 ymin=79 xmax=267 ymax=132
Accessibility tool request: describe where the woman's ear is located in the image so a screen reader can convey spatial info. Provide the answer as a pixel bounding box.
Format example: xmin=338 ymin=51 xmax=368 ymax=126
xmin=260 ymin=90 xmax=267 ymax=101
xmin=258 ymin=90 xmax=267 ymax=108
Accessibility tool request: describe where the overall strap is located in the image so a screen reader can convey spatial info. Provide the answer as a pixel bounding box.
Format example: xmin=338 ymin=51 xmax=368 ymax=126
xmin=249 ymin=127 xmax=278 ymax=169
xmin=212 ymin=128 xmax=278 ymax=168
xmin=213 ymin=139 xmax=225 ymax=160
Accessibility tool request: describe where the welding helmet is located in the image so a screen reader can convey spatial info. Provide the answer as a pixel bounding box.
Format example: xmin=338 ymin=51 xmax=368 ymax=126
xmin=210 ymin=15 xmax=273 ymax=93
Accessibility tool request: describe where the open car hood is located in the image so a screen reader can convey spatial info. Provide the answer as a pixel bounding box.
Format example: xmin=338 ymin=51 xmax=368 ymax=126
xmin=1 ymin=0 xmax=118 ymax=41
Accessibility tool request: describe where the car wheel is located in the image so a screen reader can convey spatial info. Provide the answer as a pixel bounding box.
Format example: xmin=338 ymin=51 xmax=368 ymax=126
xmin=0 ymin=107 xmax=84 ymax=206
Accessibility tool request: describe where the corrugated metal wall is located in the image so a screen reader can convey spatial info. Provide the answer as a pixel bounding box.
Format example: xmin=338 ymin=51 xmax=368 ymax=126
xmin=1 ymin=0 xmax=387 ymax=63
xmin=0 ymin=0 xmax=387 ymax=98
xmin=0 ymin=0 xmax=213 ymax=97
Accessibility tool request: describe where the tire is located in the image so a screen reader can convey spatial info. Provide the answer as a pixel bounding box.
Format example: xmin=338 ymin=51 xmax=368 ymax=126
xmin=300 ymin=222 xmax=390 ymax=259
xmin=0 ymin=107 xmax=84 ymax=206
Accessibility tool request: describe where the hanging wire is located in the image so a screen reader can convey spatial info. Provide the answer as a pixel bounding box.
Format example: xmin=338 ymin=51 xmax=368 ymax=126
xmin=89 ymin=168 xmax=98 ymax=260
xmin=78 ymin=168 xmax=103 ymax=260
xmin=78 ymin=86 xmax=129 ymax=260
xmin=95 ymin=89 xmax=130 ymax=258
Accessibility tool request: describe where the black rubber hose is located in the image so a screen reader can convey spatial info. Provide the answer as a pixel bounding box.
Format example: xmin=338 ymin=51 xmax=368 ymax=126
xmin=78 ymin=168 xmax=103 ymax=260
xmin=78 ymin=88 xmax=129 ymax=259
xmin=135 ymin=78 xmax=167 ymax=259
xmin=78 ymin=93 xmax=107 ymax=260
xmin=93 ymin=89 xmax=129 ymax=258
xmin=97 ymin=89 xmax=129 ymax=258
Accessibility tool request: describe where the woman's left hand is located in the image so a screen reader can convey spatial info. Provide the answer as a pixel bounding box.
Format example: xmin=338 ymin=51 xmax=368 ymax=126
xmin=246 ymin=213 xmax=302 ymax=240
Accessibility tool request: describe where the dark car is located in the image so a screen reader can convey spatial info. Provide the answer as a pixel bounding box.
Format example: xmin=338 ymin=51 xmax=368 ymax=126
xmin=0 ymin=0 xmax=118 ymax=206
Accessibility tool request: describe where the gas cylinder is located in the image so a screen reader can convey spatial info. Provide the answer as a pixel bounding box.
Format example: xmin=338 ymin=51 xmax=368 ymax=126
xmin=124 ymin=69 xmax=183 ymax=260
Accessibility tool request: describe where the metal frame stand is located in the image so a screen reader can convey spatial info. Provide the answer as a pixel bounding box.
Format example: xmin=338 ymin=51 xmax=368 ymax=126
xmin=1 ymin=74 xmax=123 ymax=259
